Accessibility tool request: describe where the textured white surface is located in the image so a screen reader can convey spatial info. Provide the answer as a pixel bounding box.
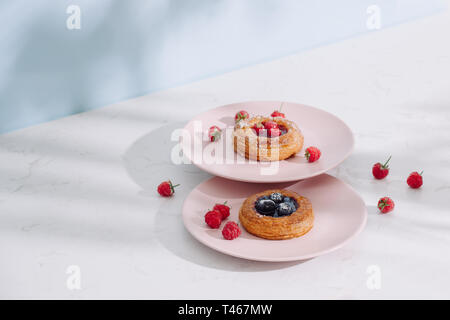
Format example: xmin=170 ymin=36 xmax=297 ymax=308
xmin=1 ymin=7 xmax=450 ymax=299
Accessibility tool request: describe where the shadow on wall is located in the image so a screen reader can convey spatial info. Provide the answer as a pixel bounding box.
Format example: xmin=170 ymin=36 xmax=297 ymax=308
xmin=0 ymin=0 xmax=446 ymax=133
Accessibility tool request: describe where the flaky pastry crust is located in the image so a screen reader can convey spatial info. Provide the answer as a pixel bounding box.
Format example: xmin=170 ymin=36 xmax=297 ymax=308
xmin=239 ymin=189 xmax=314 ymax=240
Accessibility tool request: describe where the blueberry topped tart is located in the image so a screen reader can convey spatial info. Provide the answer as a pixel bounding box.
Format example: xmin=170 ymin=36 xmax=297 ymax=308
xmin=239 ymin=189 xmax=313 ymax=240
xmin=254 ymin=193 xmax=298 ymax=217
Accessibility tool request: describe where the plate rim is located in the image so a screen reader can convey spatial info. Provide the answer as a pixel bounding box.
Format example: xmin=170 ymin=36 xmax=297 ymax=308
xmin=182 ymin=174 xmax=367 ymax=262
xmin=181 ymin=100 xmax=355 ymax=183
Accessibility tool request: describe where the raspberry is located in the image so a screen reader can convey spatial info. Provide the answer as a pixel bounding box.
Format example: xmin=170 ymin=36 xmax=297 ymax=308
xmin=271 ymin=110 xmax=285 ymax=118
xmin=222 ymin=221 xmax=241 ymax=240
xmin=268 ymin=128 xmax=280 ymax=137
xmin=263 ymin=121 xmax=278 ymax=130
xmin=378 ymin=197 xmax=395 ymax=214
xmin=205 ymin=210 xmax=222 ymax=229
xmin=305 ymin=146 xmax=321 ymax=163
xmin=407 ymin=171 xmax=423 ymax=189
xmin=208 ymin=126 xmax=221 ymax=142
xmin=157 ymin=180 xmax=179 ymax=197
xmin=271 ymin=104 xmax=285 ymax=118
xmin=372 ymin=155 xmax=391 ymax=180
xmin=213 ymin=202 xmax=230 ymax=220
xmin=235 ymin=110 xmax=249 ymax=123
xmin=252 ymin=122 xmax=265 ymax=136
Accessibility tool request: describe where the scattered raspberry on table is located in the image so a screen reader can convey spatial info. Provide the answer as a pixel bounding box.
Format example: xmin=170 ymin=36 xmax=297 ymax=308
xmin=157 ymin=180 xmax=180 ymax=197
xmin=372 ymin=155 xmax=392 ymax=180
xmin=407 ymin=171 xmax=423 ymax=189
xmin=378 ymin=197 xmax=395 ymax=214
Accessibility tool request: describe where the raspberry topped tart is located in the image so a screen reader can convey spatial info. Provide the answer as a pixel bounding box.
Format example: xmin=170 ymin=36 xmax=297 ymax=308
xmin=232 ymin=115 xmax=303 ymax=161
xmin=239 ymin=189 xmax=314 ymax=240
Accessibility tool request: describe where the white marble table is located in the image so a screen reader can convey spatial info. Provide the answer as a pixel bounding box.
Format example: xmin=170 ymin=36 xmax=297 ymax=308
xmin=1 ymin=6 xmax=450 ymax=299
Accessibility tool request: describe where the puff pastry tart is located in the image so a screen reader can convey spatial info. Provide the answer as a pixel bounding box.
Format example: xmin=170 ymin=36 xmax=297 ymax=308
xmin=239 ymin=189 xmax=314 ymax=240
xmin=232 ymin=116 xmax=304 ymax=161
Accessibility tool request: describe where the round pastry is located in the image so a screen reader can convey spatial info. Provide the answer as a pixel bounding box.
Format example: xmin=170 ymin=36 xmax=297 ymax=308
xmin=232 ymin=116 xmax=304 ymax=161
xmin=239 ymin=189 xmax=313 ymax=240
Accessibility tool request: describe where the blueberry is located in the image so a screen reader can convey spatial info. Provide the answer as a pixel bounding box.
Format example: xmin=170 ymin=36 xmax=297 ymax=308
xmin=255 ymin=199 xmax=276 ymax=214
xmin=259 ymin=195 xmax=270 ymax=200
xmin=276 ymin=202 xmax=292 ymax=216
xmin=286 ymin=201 xmax=296 ymax=213
xmin=283 ymin=197 xmax=298 ymax=209
xmin=270 ymin=193 xmax=283 ymax=203
xmin=283 ymin=197 xmax=292 ymax=203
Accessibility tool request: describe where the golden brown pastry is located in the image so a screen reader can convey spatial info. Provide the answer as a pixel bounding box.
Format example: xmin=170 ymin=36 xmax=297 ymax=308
xmin=239 ymin=189 xmax=313 ymax=240
xmin=232 ymin=116 xmax=303 ymax=161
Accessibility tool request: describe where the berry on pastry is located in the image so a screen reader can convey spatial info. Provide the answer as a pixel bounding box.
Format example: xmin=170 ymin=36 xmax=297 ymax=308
xmin=264 ymin=121 xmax=278 ymax=130
xmin=267 ymin=127 xmax=281 ymax=138
xmin=157 ymin=180 xmax=180 ymax=197
xmin=252 ymin=121 xmax=282 ymax=138
xmin=254 ymin=198 xmax=277 ymax=216
xmin=276 ymin=202 xmax=293 ymax=216
xmin=254 ymin=195 xmax=298 ymax=217
xmin=271 ymin=104 xmax=285 ymax=118
xmin=372 ymin=155 xmax=391 ymax=180
xmin=205 ymin=210 xmax=222 ymax=228
xmin=235 ymin=110 xmax=249 ymax=123
xmin=222 ymin=221 xmax=241 ymax=240
xmin=239 ymin=189 xmax=313 ymax=240
xmin=407 ymin=171 xmax=423 ymax=189
xmin=208 ymin=125 xmax=222 ymax=142
xmin=271 ymin=110 xmax=285 ymax=118
xmin=305 ymin=146 xmax=321 ymax=163
xmin=233 ymin=115 xmax=303 ymax=161
xmin=213 ymin=202 xmax=230 ymax=220
xmin=269 ymin=192 xmax=283 ymax=203
xmin=252 ymin=122 xmax=265 ymax=136
xmin=284 ymin=199 xmax=297 ymax=213
xmin=377 ymin=197 xmax=395 ymax=214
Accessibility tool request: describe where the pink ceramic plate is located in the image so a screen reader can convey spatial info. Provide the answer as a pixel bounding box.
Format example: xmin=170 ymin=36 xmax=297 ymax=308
xmin=182 ymin=101 xmax=354 ymax=183
xmin=182 ymin=174 xmax=367 ymax=262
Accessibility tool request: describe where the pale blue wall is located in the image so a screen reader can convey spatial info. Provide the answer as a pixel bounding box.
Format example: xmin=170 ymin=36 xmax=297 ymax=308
xmin=0 ymin=0 xmax=445 ymax=133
